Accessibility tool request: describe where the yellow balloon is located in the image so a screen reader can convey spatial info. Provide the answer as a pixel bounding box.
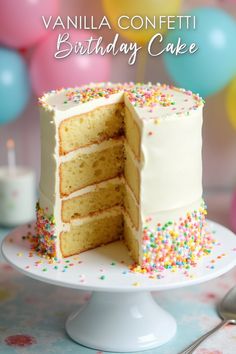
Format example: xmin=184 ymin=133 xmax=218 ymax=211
xmin=226 ymin=78 xmax=236 ymax=130
xmin=102 ymin=0 xmax=182 ymax=45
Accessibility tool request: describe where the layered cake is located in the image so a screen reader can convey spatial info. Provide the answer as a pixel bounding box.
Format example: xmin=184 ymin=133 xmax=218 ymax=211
xmin=36 ymin=82 xmax=213 ymax=271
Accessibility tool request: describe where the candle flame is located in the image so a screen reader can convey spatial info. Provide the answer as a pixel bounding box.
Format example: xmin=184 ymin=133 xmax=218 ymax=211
xmin=6 ymin=139 xmax=15 ymax=150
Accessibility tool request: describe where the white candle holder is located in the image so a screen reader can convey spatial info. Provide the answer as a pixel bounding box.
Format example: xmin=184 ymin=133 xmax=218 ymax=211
xmin=0 ymin=166 xmax=36 ymax=227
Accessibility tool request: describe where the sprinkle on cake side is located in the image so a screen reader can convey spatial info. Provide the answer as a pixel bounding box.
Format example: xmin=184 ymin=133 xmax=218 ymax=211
xmin=35 ymin=82 xmax=213 ymax=273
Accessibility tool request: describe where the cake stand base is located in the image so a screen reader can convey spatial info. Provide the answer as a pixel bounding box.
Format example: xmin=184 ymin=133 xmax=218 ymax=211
xmin=66 ymin=291 xmax=176 ymax=352
xmin=2 ymin=220 xmax=236 ymax=352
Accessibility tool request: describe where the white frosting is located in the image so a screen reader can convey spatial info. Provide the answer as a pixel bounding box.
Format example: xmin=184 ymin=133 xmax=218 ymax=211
xmin=47 ymin=90 xmax=124 ymax=120
xmin=124 ymin=198 xmax=203 ymax=240
xmin=70 ymin=205 xmax=122 ymax=227
xmin=38 ymin=83 xmax=204 ymax=261
xmin=60 ymin=137 xmax=123 ymax=163
xmin=138 ymin=108 xmax=202 ymax=214
xmin=63 ymin=176 xmax=123 ymax=200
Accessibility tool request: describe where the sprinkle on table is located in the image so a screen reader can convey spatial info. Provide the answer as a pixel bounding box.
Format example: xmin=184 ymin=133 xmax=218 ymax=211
xmin=132 ymin=282 xmax=141 ymax=287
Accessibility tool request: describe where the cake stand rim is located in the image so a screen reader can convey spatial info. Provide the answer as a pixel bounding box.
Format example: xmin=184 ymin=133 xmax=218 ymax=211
xmin=1 ymin=220 xmax=236 ymax=293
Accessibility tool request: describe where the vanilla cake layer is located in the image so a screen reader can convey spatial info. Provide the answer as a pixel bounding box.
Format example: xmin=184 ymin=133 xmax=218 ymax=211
xmin=124 ymin=106 xmax=141 ymax=160
xmin=62 ymin=178 xmax=123 ymax=222
xmin=123 ymin=183 xmax=139 ymax=230
xmin=60 ymin=211 xmax=123 ymax=257
xmin=60 ymin=140 xmax=124 ymax=197
xmin=36 ymin=83 xmax=213 ymax=271
xmin=62 ymin=178 xmax=139 ymax=230
xmin=124 ymin=144 xmax=140 ymax=202
xmin=59 ymin=103 xmax=124 ymax=155
xmin=123 ymin=216 xmax=139 ymax=263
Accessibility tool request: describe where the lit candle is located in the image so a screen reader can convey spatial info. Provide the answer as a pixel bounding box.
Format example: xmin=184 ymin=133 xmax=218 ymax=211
xmin=6 ymin=139 xmax=16 ymax=176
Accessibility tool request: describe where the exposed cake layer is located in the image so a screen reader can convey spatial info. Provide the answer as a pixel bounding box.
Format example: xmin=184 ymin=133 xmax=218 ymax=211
xmin=123 ymin=183 xmax=139 ymax=230
xmin=60 ymin=139 xmax=124 ymax=196
xmin=124 ymin=106 xmax=141 ymax=160
xmin=62 ymin=178 xmax=123 ymax=222
xmin=59 ymin=103 xmax=124 ymax=155
xmin=60 ymin=209 xmax=123 ymax=257
xmin=61 ymin=177 xmax=139 ymax=230
xmin=124 ymin=143 xmax=140 ymax=203
xmin=39 ymin=89 xmax=141 ymax=209
xmin=124 ymin=217 xmax=139 ymax=263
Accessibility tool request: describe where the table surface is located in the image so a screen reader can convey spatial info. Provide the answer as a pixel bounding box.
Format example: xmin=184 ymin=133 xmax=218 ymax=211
xmin=0 ymin=192 xmax=236 ymax=354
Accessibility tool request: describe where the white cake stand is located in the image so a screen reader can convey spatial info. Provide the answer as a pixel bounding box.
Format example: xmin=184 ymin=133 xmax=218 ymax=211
xmin=2 ymin=220 xmax=236 ymax=352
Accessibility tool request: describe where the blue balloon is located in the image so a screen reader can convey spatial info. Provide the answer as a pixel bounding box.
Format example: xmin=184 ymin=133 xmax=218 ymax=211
xmin=163 ymin=8 xmax=236 ymax=97
xmin=0 ymin=47 xmax=30 ymax=125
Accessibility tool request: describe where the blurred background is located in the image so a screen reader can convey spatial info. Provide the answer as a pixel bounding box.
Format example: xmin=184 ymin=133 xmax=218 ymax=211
xmin=0 ymin=0 xmax=236 ymax=228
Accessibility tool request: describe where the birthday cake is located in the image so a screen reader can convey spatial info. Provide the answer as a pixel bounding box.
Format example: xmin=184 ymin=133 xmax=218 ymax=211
xmin=36 ymin=82 xmax=213 ymax=272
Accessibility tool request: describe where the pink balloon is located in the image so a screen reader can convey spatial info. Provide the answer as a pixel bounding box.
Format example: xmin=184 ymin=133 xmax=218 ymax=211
xmin=230 ymin=190 xmax=236 ymax=233
xmin=0 ymin=0 xmax=58 ymax=48
xmin=30 ymin=30 xmax=112 ymax=96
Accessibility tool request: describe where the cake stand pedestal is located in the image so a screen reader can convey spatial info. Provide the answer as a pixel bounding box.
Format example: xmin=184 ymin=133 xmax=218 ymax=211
xmin=66 ymin=291 xmax=176 ymax=352
xmin=2 ymin=221 xmax=236 ymax=352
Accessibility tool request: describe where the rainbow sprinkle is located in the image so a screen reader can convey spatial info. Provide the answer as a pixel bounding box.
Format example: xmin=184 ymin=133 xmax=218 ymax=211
xmin=39 ymin=82 xmax=204 ymax=116
xmin=130 ymin=201 xmax=215 ymax=273
xmin=34 ymin=203 xmax=57 ymax=258
xmin=65 ymin=83 xmax=130 ymax=104
xmin=33 ymin=201 xmax=214 ymax=274
xmin=126 ymin=84 xmax=175 ymax=108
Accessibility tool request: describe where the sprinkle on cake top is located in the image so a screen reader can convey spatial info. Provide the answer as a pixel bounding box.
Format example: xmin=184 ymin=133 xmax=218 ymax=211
xmin=126 ymin=84 xmax=176 ymax=108
xmin=39 ymin=82 xmax=204 ymax=116
xmin=64 ymin=83 xmax=130 ymax=104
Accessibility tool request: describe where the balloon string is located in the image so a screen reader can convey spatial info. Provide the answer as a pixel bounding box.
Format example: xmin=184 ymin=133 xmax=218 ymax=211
xmin=136 ymin=45 xmax=147 ymax=83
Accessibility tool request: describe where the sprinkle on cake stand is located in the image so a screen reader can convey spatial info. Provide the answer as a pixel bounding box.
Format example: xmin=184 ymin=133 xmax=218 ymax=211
xmin=2 ymin=220 xmax=236 ymax=353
